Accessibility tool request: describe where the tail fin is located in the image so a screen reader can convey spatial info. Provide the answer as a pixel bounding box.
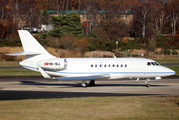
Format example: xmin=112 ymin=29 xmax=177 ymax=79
xmin=7 ymin=30 xmax=56 ymax=61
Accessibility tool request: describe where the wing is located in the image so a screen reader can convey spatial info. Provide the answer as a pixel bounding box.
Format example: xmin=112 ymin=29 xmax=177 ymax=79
xmin=37 ymin=65 xmax=110 ymax=80
xmin=53 ymin=74 xmax=110 ymax=81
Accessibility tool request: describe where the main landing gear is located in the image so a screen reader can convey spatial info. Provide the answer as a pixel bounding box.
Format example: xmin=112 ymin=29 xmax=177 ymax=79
xmin=145 ymin=78 xmax=150 ymax=88
xmin=81 ymin=80 xmax=95 ymax=87
xmin=89 ymin=80 xmax=95 ymax=86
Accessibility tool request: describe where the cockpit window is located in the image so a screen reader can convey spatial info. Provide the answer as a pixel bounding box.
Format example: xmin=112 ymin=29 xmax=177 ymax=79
xmin=147 ymin=62 xmax=160 ymax=66
xmin=154 ymin=62 xmax=160 ymax=66
xmin=151 ymin=62 xmax=155 ymax=65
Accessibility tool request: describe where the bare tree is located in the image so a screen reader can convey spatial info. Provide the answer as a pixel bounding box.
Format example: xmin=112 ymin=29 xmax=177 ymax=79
xmin=83 ymin=0 xmax=100 ymax=32
xmin=7 ymin=0 xmax=23 ymax=28
xmin=132 ymin=2 xmax=152 ymax=37
xmin=169 ymin=10 xmax=179 ymax=35
xmin=0 ymin=0 xmax=8 ymax=19
xmin=53 ymin=0 xmax=61 ymax=15
xmin=66 ymin=0 xmax=70 ymax=10
xmin=153 ymin=8 xmax=170 ymax=35
xmin=21 ymin=0 xmax=40 ymax=27
xmin=167 ymin=0 xmax=179 ymax=35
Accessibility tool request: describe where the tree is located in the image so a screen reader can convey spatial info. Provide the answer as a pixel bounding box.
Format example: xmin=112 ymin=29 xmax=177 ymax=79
xmin=83 ymin=0 xmax=100 ymax=32
xmin=50 ymin=12 xmax=84 ymax=38
xmin=125 ymin=0 xmax=139 ymax=10
xmin=0 ymin=19 xmax=7 ymax=39
xmin=132 ymin=2 xmax=152 ymax=37
xmin=41 ymin=10 xmax=51 ymax=25
xmin=151 ymin=0 xmax=170 ymax=35
xmin=0 ymin=0 xmax=8 ymax=19
xmin=35 ymin=0 xmax=49 ymax=10
xmin=153 ymin=8 xmax=170 ymax=35
xmin=21 ymin=0 xmax=40 ymax=27
xmin=7 ymin=0 xmax=23 ymax=28
xmin=167 ymin=0 xmax=179 ymax=35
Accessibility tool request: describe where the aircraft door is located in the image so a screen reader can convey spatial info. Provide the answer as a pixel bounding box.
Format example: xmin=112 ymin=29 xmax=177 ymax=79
xmin=98 ymin=62 xmax=103 ymax=70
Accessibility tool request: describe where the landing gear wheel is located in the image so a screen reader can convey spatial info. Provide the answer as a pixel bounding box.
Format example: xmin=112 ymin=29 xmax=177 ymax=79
xmin=146 ymin=84 xmax=150 ymax=88
xmin=81 ymin=83 xmax=87 ymax=88
xmin=145 ymin=78 xmax=150 ymax=88
xmin=89 ymin=80 xmax=95 ymax=86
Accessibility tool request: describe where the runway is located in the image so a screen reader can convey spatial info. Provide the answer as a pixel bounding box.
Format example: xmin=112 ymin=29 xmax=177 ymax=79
xmin=0 ymin=76 xmax=179 ymax=100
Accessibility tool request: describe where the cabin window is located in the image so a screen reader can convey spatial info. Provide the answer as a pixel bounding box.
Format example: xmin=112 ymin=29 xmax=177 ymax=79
xmin=104 ymin=64 xmax=107 ymax=68
xmin=121 ymin=64 xmax=123 ymax=67
xmin=108 ymin=64 xmax=111 ymax=67
xmin=95 ymin=64 xmax=97 ymax=68
xmin=113 ymin=64 xmax=115 ymax=67
xmin=117 ymin=64 xmax=119 ymax=67
xmin=91 ymin=64 xmax=93 ymax=67
xmin=49 ymin=63 xmax=53 ymax=65
xmin=100 ymin=64 xmax=102 ymax=68
xmin=125 ymin=64 xmax=127 ymax=67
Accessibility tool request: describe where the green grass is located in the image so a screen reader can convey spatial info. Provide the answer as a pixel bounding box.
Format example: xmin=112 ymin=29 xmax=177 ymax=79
xmin=0 ymin=96 xmax=178 ymax=120
xmin=153 ymin=58 xmax=179 ymax=64
xmin=0 ymin=69 xmax=41 ymax=76
xmin=0 ymin=61 xmax=19 ymax=67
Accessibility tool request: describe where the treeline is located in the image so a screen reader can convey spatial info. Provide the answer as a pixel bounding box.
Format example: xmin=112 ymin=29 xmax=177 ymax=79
xmin=0 ymin=0 xmax=179 ymax=53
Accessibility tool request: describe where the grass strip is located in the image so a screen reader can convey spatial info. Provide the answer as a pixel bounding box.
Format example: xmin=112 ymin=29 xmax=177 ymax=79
xmin=0 ymin=96 xmax=178 ymax=120
xmin=0 ymin=69 xmax=41 ymax=76
xmin=0 ymin=61 xmax=19 ymax=67
xmin=153 ymin=58 xmax=179 ymax=64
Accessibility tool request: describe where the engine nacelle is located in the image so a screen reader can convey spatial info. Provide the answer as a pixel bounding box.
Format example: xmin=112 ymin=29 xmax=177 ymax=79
xmin=37 ymin=59 xmax=67 ymax=70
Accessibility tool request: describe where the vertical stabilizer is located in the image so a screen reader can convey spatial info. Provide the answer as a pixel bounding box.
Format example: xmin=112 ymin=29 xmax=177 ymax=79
xmin=18 ymin=30 xmax=56 ymax=61
xmin=19 ymin=30 xmax=47 ymax=54
xmin=7 ymin=30 xmax=56 ymax=61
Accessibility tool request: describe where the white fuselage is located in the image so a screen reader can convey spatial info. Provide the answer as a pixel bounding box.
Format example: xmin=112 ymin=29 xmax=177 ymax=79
xmin=19 ymin=58 xmax=175 ymax=80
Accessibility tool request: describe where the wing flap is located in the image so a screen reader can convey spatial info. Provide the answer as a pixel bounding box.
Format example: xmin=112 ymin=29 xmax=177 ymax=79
xmin=53 ymin=74 xmax=110 ymax=81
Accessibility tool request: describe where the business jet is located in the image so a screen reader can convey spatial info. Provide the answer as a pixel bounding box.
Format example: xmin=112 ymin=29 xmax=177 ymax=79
xmin=7 ymin=30 xmax=175 ymax=87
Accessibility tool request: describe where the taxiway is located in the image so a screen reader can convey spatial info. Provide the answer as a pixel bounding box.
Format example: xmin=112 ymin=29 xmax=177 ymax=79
xmin=0 ymin=76 xmax=179 ymax=100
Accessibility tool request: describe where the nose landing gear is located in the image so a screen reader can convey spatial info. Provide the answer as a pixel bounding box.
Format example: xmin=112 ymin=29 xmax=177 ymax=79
xmin=146 ymin=78 xmax=150 ymax=88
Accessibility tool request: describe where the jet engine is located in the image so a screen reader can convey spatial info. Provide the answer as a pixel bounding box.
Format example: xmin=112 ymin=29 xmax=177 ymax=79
xmin=37 ymin=59 xmax=67 ymax=70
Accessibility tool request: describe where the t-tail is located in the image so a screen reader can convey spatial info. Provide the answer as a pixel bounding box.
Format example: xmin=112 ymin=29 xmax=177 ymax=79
xmin=7 ymin=30 xmax=56 ymax=72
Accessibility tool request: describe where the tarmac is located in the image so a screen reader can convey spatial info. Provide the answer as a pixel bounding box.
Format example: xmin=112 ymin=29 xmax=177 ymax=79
xmin=0 ymin=76 xmax=179 ymax=100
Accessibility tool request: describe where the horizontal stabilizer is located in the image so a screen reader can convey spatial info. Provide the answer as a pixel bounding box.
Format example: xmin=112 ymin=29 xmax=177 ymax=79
xmin=6 ymin=51 xmax=41 ymax=56
xmin=53 ymin=74 xmax=110 ymax=81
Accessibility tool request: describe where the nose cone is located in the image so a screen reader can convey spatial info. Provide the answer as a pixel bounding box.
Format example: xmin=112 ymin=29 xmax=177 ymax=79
xmin=169 ymin=68 xmax=176 ymax=75
xmin=163 ymin=66 xmax=176 ymax=76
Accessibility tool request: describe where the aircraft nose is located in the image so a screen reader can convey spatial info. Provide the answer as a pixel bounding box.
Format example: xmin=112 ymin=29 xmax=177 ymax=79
xmin=165 ymin=67 xmax=176 ymax=76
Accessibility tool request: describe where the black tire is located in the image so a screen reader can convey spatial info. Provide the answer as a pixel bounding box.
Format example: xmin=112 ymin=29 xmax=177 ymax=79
xmin=146 ymin=84 xmax=150 ymax=88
